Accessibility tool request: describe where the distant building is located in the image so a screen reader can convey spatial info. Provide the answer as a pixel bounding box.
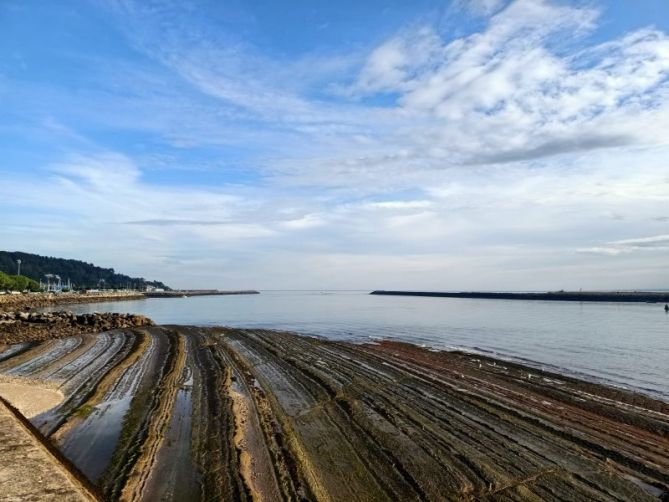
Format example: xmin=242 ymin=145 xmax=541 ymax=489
xmin=144 ymin=285 xmax=165 ymax=293
xmin=40 ymin=274 xmax=72 ymax=293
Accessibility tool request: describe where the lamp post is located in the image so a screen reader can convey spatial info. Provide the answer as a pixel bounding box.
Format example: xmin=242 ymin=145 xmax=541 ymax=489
xmin=16 ymin=259 xmax=21 ymax=276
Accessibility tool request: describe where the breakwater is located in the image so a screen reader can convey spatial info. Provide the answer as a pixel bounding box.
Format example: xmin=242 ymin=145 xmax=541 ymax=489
xmin=371 ymin=289 xmax=669 ymax=303
xmin=0 ymin=291 xmax=145 ymax=311
xmin=0 ymin=290 xmax=260 ymax=311
xmin=145 ymin=289 xmax=259 ymax=298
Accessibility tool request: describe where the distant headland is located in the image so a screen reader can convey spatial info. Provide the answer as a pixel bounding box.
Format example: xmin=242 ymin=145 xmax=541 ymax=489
xmin=0 ymin=251 xmax=169 ymax=291
xmin=371 ymin=290 xmax=669 ymax=303
xmin=0 ymin=251 xmax=258 ymax=310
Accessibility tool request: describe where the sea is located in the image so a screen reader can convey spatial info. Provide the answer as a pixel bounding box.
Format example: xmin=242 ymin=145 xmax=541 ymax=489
xmin=45 ymin=290 xmax=669 ymax=401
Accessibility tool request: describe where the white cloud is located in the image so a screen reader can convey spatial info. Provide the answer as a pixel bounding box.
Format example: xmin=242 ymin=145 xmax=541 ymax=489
xmin=453 ymin=0 xmax=507 ymax=16
xmin=578 ymin=234 xmax=669 ymax=256
xmin=348 ymin=0 xmax=669 ymax=169
xmin=365 ymin=201 xmax=433 ymax=210
xmin=3 ymin=143 xmax=669 ymax=289
xmin=354 ymin=27 xmax=443 ymax=96
xmin=50 ymin=153 xmax=140 ymax=190
xmin=615 ymin=235 xmax=669 ymax=246
xmin=280 ymin=214 xmax=326 ymax=230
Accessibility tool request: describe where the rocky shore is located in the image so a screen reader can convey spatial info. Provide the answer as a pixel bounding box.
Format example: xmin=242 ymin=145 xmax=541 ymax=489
xmin=0 ymin=326 xmax=665 ymax=501
xmin=0 ymin=311 xmax=154 ymax=344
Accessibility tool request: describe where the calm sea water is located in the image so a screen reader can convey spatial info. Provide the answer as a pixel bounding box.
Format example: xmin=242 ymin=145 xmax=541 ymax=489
xmin=47 ymin=291 xmax=669 ymax=401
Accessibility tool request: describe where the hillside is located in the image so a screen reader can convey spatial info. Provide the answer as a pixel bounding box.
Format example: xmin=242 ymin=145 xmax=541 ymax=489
xmin=0 ymin=251 xmax=169 ymax=290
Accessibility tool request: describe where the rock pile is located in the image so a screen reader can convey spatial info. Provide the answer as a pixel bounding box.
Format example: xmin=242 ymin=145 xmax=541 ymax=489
xmin=0 ymin=311 xmax=154 ymax=344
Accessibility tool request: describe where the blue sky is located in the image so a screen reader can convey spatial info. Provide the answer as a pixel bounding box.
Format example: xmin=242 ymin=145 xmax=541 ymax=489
xmin=1 ymin=0 xmax=668 ymax=289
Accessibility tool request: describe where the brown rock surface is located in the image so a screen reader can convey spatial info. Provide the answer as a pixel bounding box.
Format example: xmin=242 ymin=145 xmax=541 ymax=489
xmin=0 ymin=311 xmax=154 ymax=344
xmin=0 ymin=326 xmax=666 ymax=501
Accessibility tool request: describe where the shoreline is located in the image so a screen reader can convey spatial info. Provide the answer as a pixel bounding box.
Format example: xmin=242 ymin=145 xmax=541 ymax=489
xmin=0 ymin=289 xmax=260 ymax=311
xmin=371 ymin=289 xmax=669 ymax=303
xmin=3 ymin=308 xmax=666 ymax=403
xmin=0 ymin=325 xmax=666 ymax=500
xmin=0 ymin=291 xmax=145 ymax=311
xmin=424 ymin=342 xmax=669 ymax=404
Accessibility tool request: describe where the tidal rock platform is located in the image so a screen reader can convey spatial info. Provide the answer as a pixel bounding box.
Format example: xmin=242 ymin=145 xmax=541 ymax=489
xmin=0 ymin=326 xmax=666 ymax=501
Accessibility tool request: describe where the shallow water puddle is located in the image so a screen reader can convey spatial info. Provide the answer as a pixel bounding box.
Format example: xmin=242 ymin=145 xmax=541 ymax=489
xmin=61 ymin=396 xmax=135 ymax=480
xmin=0 ymin=343 xmax=31 ymax=363
xmin=59 ymin=336 xmax=156 ymax=481
xmin=7 ymin=337 xmax=80 ymax=376
xmin=142 ymin=342 xmax=199 ymax=501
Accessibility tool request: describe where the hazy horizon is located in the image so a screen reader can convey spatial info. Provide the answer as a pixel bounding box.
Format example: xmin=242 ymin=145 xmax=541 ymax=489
xmin=2 ymin=0 xmax=669 ymax=290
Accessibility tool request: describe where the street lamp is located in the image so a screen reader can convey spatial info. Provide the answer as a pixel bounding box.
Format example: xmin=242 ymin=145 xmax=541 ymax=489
xmin=16 ymin=259 xmax=21 ymax=276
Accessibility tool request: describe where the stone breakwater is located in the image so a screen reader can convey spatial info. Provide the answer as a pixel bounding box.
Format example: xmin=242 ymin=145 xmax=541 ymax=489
xmin=371 ymin=289 xmax=669 ymax=303
xmin=0 ymin=291 xmax=145 ymax=311
xmin=0 ymin=311 xmax=154 ymax=344
xmin=0 ymin=290 xmax=261 ymax=311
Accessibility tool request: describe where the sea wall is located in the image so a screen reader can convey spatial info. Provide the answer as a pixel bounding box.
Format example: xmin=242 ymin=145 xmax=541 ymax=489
xmin=0 ymin=291 xmax=145 ymax=311
xmin=0 ymin=290 xmax=261 ymax=311
xmin=145 ymin=289 xmax=259 ymax=298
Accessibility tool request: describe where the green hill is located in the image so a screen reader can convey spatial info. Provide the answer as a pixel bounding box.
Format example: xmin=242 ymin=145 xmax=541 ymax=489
xmin=0 ymin=271 xmax=41 ymax=292
xmin=0 ymin=251 xmax=170 ymax=290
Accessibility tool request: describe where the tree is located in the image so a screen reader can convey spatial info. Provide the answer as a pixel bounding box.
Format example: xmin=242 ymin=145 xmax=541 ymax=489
xmin=0 ymin=271 xmax=41 ymax=292
xmin=0 ymin=271 xmax=12 ymax=290
xmin=0 ymin=251 xmax=169 ymax=290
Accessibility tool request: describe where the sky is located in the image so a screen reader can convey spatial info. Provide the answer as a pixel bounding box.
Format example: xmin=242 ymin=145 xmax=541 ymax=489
xmin=1 ymin=0 xmax=668 ymax=290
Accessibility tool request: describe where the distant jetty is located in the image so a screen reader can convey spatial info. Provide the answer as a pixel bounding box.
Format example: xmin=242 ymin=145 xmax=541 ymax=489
xmin=0 ymin=289 xmax=260 ymax=311
xmin=371 ymin=290 xmax=669 ymax=303
xmin=145 ymin=289 xmax=259 ymax=298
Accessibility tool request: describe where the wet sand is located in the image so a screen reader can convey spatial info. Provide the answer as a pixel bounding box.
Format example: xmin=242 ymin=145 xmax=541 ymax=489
xmin=0 ymin=326 xmax=667 ymax=501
